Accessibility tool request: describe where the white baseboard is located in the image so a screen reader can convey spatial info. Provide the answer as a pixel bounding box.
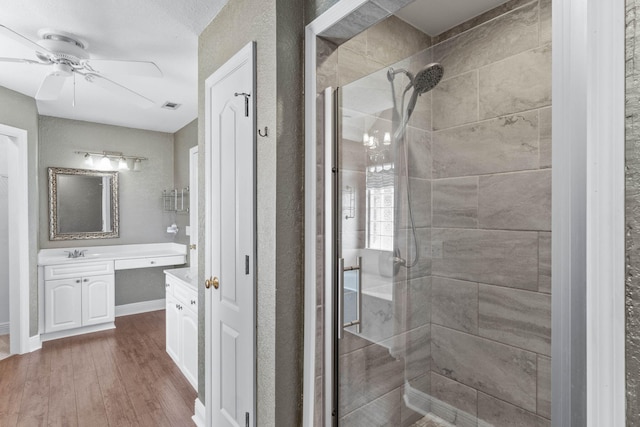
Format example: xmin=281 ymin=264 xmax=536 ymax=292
xmin=28 ymin=334 xmax=42 ymax=352
xmin=41 ymin=322 xmax=115 ymax=343
xmin=115 ymin=298 xmax=165 ymax=317
xmin=192 ymin=398 xmax=205 ymax=427
xmin=0 ymin=322 xmax=9 ymax=335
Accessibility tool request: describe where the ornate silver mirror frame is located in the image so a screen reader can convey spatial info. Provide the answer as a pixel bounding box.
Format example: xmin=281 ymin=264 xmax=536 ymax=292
xmin=48 ymin=167 xmax=119 ymax=240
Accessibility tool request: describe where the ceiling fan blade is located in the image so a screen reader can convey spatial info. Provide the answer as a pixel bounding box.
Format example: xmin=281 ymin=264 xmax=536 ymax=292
xmin=0 ymin=57 xmax=49 ymax=65
xmin=83 ymin=59 xmax=162 ymax=77
xmin=35 ymin=73 xmax=67 ymax=100
xmin=0 ymin=24 xmax=52 ymax=55
xmin=84 ymin=73 xmax=155 ymax=108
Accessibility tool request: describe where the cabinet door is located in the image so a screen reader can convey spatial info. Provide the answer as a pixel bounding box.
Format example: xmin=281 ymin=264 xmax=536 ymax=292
xmin=81 ymin=274 xmax=115 ymax=326
xmin=45 ymin=278 xmax=82 ymax=333
xmin=166 ymin=295 xmax=180 ymax=364
xmin=180 ymin=307 xmax=198 ymax=390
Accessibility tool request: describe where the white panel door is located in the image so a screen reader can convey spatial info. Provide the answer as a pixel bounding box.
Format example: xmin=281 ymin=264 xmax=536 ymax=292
xmin=45 ymin=278 xmax=82 ymax=333
xmin=81 ymin=274 xmax=114 ymax=326
xmin=205 ymin=41 xmax=256 ymax=427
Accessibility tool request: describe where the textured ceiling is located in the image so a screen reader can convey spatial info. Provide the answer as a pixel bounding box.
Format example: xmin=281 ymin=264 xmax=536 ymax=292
xmin=0 ymin=0 xmax=228 ymax=133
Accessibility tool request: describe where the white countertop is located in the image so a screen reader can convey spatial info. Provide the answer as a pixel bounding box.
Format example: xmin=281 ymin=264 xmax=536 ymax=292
xmin=38 ymin=243 xmax=187 ymax=266
xmin=164 ymin=267 xmax=198 ymax=291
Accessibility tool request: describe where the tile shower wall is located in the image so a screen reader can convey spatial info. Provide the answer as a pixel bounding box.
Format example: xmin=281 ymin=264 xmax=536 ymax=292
xmin=425 ymin=0 xmax=552 ymax=424
xmin=314 ymin=0 xmax=551 ymax=425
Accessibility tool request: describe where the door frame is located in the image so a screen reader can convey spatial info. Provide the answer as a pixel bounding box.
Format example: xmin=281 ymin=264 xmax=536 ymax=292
xmin=204 ymin=41 xmax=257 ymax=427
xmin=0 ymin=124 xmax=30 ymax=355
xmin=302 ymin=0 xmax=626 ymax=426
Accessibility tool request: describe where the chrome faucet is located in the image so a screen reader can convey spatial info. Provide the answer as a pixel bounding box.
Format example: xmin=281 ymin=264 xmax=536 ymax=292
xmin=65 ymin=249 xmax=87 ymax=258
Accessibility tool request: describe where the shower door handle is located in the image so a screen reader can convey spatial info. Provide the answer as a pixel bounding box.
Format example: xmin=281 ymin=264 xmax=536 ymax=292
xmin=338 ymin=256 xmax=362 ymax=340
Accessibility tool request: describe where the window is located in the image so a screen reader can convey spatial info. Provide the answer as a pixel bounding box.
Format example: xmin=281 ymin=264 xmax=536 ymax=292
xmin=366 ymin=184 xmax=394 ymax=251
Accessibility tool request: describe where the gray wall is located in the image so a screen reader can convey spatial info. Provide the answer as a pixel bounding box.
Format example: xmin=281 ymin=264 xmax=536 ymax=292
xmin=198 ymin=0 xmax=304 ymax=423
xmin=173 ymin=119 xmax=197 ymax=253
xmin=627 ymin=0 xmax=640 ymax=424
xmin=38 ymin=116 xmax=177 ymax=306
xmin=0 ymin=140 xmax=8 ymax=326
xmin=0 ymin=86 xmax=40 ymax=337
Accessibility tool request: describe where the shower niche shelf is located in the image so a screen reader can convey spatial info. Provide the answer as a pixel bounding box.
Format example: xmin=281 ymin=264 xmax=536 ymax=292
xmin=163 ymin=188 xmax=189 ymax=213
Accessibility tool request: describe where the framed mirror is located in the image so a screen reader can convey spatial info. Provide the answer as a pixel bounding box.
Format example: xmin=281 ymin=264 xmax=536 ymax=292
xmin=48 ymin=167 xmax=119 ymax=240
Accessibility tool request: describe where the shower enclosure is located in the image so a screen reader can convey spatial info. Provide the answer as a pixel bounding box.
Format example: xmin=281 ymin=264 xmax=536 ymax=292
xmin=316 ymin=1 xmax=552 ymax=426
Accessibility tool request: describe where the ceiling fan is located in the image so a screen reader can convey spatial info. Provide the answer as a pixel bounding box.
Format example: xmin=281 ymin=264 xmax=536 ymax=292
xmin=0 ymin=24 xmax=162 ymax=108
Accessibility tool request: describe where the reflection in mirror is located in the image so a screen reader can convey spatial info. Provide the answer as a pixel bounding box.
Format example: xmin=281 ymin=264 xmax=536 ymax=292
xmin=48 ymin=167 xmax=119 ymax=240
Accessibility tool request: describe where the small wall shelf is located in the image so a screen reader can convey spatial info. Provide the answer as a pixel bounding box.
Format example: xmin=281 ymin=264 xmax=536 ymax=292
xmin=163 ymin=188 xmax=190 ymax=212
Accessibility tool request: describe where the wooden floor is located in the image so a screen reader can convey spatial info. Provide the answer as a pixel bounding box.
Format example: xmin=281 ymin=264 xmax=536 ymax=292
xmin=0 ymin=310 xmax=197 ymax=426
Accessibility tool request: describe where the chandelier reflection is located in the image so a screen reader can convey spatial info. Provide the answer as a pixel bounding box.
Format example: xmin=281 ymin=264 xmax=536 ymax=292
xmin=363 ymin=130 xmax=393 ymax=173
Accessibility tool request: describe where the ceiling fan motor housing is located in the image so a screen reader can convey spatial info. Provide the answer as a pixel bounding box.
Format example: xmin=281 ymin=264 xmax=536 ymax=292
xmin=36 ymin=33 xmax=89 ymax=64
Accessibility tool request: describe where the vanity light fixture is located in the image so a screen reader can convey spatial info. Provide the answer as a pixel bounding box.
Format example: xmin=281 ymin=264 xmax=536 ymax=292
xmin=75 ymin=151 xmax=148 ymax=172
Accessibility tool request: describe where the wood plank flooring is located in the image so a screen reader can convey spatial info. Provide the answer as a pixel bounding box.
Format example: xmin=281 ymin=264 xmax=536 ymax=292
xmin=0 ymin=310 xmax=197 ymax=427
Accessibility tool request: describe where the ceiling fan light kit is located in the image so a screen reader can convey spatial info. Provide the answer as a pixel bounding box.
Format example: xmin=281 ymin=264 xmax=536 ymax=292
xmin=0 ymin=24 xmax=162 ymax=107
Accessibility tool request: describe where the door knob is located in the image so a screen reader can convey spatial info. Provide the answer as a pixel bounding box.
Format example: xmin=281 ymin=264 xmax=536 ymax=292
xmin=205 ymin=276 xmax=220 ymax=289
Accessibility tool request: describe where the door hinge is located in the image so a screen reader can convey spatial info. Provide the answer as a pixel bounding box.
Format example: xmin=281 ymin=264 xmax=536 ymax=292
xmin=245 ymin=412 xmax=250 ymax=427
xmin=245 ymin=255 xmax=250 ymax=275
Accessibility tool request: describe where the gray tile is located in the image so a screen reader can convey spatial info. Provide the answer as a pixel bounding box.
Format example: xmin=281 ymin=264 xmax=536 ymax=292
xmin=339 ymin=339 xmax=404 ymax=415
xmin=539 ymin=0 xmax=552 ymax=45
xmin=316 ymin=305 xmax=324 ymax=378
xmin=431 ymin=325 xmax=538 ymax=412
xmin=433 ymin=71 xmax=479 ymax=130
xmin=340 ymin=387 xmax=402 ymax=427
xmin=478 ymin=284 xmax=551 ymax=356
xmin=537 ymin=355 xmax=551 ymax=419
xmin=432 ymin=177 xmax=479 ymax=228
xmin=407 ymin=177 xmax=431 ymax=229
xmin=431 ymin=372 xmax=478 ymax=418
xmin=341 ymin=29 xmax=367 ymax=57
xmin=366 ymin=16 xmax=431 ymax=67
xmin=478 ymin=169 xmax=551 ymax=231
xmin=431 ymin=228 xmax=539 ymax=290
xmin=396 ymin=227 xmax=432 ymax=281
xmin=356 ymin=293 xmax=394 ymax=345
xmin=407 ymin=126 xmax=432 ymax=179
xmin=317 ymin=37 xmax=338 ymax=92
xmin=371 ymin=0 xmax=416 ymax=14
xmin=539 ymin=107 xmax=552 ymax=168
xmin=431 ymin=277 xmax=478 ymax=334
xmin=477 ymin=392 xmax=550 ymax=427
xmin=433 ymin=1 xmax=539 ymax=78
xmin=341 ymin=138 xmax=368 ymax=172
xmin=405 ymin=325 xmax=431 ymax=381
xmin=405 ymin=276 xmax=432 ymax=330
xmin=315 ymin=375 xmax=324 ymax=426
xmin=433 ymin=112 xmax=539 ymax=179
xmin=479 ymin=44 xmax=552 ymax=120
xmin=408 ymin=372 xmax=431 ymax=396
xmin=538 ymin=232 xmax=551 ymax=294
xmin=338 ymin=47 xmax=387 ymax=87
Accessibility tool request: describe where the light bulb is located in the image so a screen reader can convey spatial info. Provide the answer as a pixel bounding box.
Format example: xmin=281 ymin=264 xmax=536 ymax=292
xmin=133 ymin=158 xmax=142 ymax=172
xmin=118 ymin=157 xmax=129 ymax=170
xmin=362 ymin=132 xmax=370 ymax=146
xmin=99 ymin=155 xmax=112 ymax=170
xmin=83 ymin=153 xmax=93 ymax=166
xmin=383 ymin=132 xmax=391 ymax=145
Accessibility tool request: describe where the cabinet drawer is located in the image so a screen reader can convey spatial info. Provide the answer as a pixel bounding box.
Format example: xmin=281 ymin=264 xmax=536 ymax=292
xmin=174 ymin=282 xmax=198 ymax=312
xmin=45 ymin=261 xmax=114 ymax=280
xmin=115 ymin=255 xmax=185 ymax=270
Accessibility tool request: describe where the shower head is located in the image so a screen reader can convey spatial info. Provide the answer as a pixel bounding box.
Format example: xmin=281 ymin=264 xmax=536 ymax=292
xmin=413 ymin=63 xmax=444 ymax=94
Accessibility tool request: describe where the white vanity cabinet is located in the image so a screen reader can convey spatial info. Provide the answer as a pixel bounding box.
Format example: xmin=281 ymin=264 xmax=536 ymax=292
xmin=44 ymin=261 xmax=115 ymax=333
xmin=165 ymin=271 xmax=198 ymax=390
